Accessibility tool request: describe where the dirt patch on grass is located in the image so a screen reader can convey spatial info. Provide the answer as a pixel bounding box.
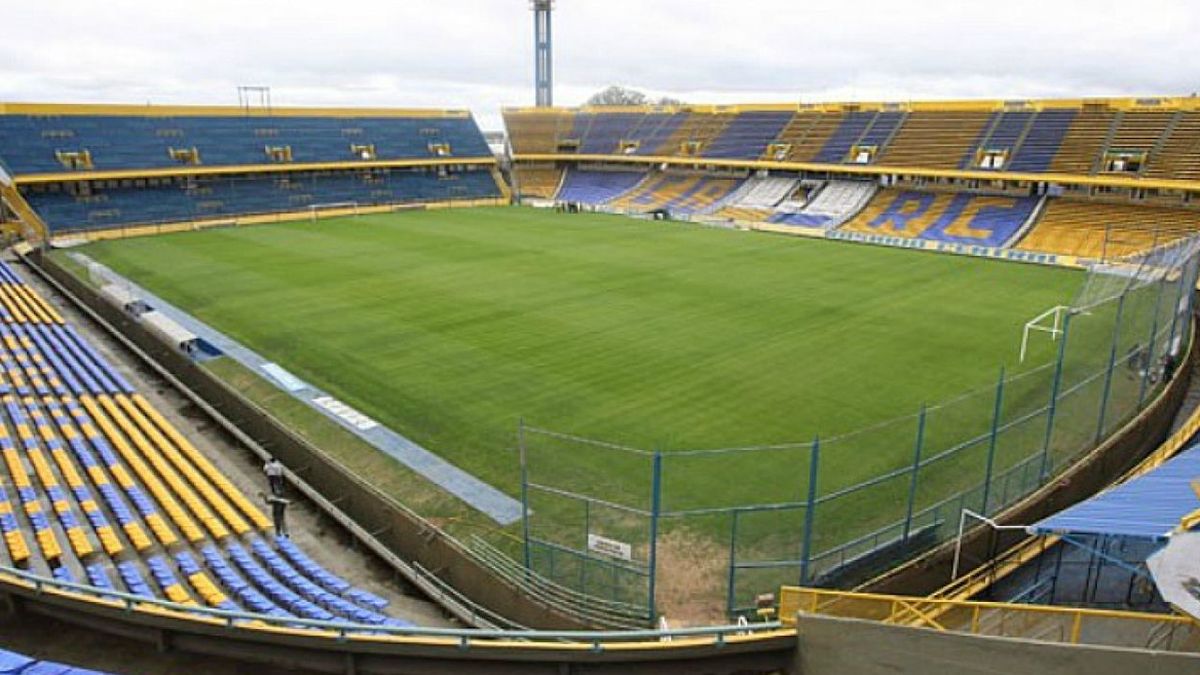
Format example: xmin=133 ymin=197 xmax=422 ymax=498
xmin=654 ymin=529 xmax=728 ymax=625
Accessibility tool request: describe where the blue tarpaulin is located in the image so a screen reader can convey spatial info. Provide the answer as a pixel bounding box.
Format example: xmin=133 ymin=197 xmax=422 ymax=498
xmin=1028 ymin=443 xmax=1200 ymax=541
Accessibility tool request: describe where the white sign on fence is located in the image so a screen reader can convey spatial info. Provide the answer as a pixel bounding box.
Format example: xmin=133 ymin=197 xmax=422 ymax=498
xmin=587 ymin=534 xmax=632 ymax=561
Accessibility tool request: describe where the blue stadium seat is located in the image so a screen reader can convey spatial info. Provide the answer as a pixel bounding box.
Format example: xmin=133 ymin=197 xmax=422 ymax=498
xmin=702 ymin=111 xmax=794 ymax=160
xmin=24 ymin=168 xmax=502 ymax=232
xmin=556 ymin=169 xmax=645 ymax=205
xmin=0 ymin=113 xmax=493 ymax=175
xmin=0 ymin=649 xmax=34 ymax=674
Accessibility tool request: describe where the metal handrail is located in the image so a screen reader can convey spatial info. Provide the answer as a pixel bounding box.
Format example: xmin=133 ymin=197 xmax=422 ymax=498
xmin=467 ymin=536 xmax=649 ymax=627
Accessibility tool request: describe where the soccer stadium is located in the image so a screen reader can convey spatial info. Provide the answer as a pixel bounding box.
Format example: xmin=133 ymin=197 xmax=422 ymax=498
xmin=0 ymin=2 xmax=1198 ymax=673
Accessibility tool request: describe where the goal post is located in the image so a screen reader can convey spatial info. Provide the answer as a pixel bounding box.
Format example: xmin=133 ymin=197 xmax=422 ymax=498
xmin=307 ymin=201 xmax=360 ymax=222
xmin=1020 ymin=305 xmax=1070 ymax=362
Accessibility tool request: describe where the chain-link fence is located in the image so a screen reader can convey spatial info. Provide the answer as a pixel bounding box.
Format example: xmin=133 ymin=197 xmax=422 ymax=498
xmin=519 ymin=237 xmax=1200 ymax=622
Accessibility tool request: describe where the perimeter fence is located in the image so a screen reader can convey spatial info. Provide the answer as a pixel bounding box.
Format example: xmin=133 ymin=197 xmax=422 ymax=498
xmin=518 ymin=236 xmax=1200 ymax=622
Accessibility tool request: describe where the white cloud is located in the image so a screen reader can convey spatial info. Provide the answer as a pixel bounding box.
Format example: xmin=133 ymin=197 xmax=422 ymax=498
xmin=1 ymin=0 xmax=1197 ymax=130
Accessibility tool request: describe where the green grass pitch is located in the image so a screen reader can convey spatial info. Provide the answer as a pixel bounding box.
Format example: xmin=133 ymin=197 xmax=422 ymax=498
xmin=66 ymin=206 xmax=1082 ymax=518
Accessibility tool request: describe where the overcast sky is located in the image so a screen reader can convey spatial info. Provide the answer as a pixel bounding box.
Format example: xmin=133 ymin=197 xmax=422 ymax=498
xmin=2 ymin=0 xmax=1197 ymax=130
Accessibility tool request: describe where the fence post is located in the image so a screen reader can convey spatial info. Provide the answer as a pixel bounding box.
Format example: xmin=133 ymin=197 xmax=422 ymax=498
xmin=902 ymin=405 xmax=926 ymax=544
xmin=1139 ymin=271 xmax=1170 ymax=406
xmin=1186 ymin=257 xmax=1200 ymax=323
xmin=726 ymin=510 xmax=739 ymax=616
xmin=981 ymin=367 xmax=1005 ymax=515
xmin=1040 ymin=311 xmax=1072 ymax=482
xmin=647 ymin=450 xmax=663 ymax=623
xmin=519 ymin=417 xmax=531 ymax=574
xmin=581 ymin=498 xmax=590 ymax=595
xmin=1095 ymin=292 xmax=1126 ymax=441
xmin=1165 ymin=264 xmax=1188 ymax=367
xmin=800 ymin=436 xmax=821 ymax=585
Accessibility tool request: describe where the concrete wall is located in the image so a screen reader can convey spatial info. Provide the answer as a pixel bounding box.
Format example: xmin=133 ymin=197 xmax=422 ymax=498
xmin=794 ymin=614 xmax=1200 ymax=675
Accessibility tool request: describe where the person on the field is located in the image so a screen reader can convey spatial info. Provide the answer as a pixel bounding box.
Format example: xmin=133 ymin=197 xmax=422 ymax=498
xmin=260 ymin=492 xmax=291 ymax=537
xmin=1162 ymin=352 xmax=1178 ymax=381
xmin=263 ymin=456 xmax=285 ymax=496
xmin=1126 ymin=343 xmax=1144 ymax=379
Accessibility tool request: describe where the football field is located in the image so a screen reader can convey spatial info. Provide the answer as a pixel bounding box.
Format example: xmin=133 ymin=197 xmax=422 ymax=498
xmin=66 ymin=206 xmax=1082 ymax=509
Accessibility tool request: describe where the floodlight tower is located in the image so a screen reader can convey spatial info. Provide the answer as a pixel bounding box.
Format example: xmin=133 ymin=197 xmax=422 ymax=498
xmin=531 ymin=1 xmax=554 ymax=106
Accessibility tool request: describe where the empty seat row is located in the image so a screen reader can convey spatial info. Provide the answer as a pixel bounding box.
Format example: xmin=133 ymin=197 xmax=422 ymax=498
xmin=506 ymin=105 xmax=1200 ymax=180
xmin=555 ymin=169 xmax=646 ymax=204
xmin=0 ymin=112 xmax=493 ymax=175
xmin=1016 ymin=199 xmax=1200 ymax=258
xmin=22 ymin=168 xmax=503 ymax=233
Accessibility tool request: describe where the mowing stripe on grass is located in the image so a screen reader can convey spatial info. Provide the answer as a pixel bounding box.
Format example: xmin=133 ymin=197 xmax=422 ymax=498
xmin=71 ymin=253 xmax=523 ymax=525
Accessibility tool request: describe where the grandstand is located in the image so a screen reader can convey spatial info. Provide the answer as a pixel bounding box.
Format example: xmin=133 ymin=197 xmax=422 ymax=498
xmin=714 ymin=175 xmax=798 ymax=221
xmin=510 ymin=164 xmax=562 ymax=199
xmin=0 ymin=90 xmax=1199 ymax=673
xmin=1017 ymin=199 xmax=1200 ymax=258
xmin=768 ymin=180 xmax=876 ymax=228
xmin=504 ymin=97 xmax=1200 ymax=181
xmin=875 ymin=110 xmax=993 ymax=169
xmin=1145 ymin=112 xmax=1200 ymax=181
xmin=23 ymin=169 xmax=501 ymax=233
xmin=506 ymin=96 xmax=1200 ymax=260
xmin=0 ymin=105 xmax=491 ymax=173
xmin=0 ymin=0 xmax=1197 ymax=670
xmin=606 ymin=172 xmax=744 ymax=214
xmin=0 ymin=103 xmax=505 ymax=236
xmin=838 ymin=189 xmax=1041 ymax=246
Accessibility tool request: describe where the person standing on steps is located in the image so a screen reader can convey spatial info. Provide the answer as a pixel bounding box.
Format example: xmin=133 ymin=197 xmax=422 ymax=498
xmin=260 ymin=492 xmax=291 ymax=538
xmin=264 ymin=456 xmax=285 ymax=497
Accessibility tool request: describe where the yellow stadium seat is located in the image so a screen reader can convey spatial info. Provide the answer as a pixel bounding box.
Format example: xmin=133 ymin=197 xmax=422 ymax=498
xmin=133 ymin=396 xmax=273 ymax=531
xmin=164 ymin=584 xmax=191 ymax=604
xmin=188 ymin=572 xmax=228 ymax=607
xmin=1018 ymin=199 xmax=1200 ymax=258
xmin=122 ymin=522 xmax=153 ymax=551
xmin=144 ymin=514 xmax=178 ymax=546
xmin=95 ymin=526 xmax=123 ymax=556
xmin=66 ymin=526 xmax=94 ymax=557
xmin=87 ymin=466 xmax=110 ymax=487
xmin=4 ymin=530 xmax=30 ymax=563
xmin=36 ymin=529 xmax=61 ymax=560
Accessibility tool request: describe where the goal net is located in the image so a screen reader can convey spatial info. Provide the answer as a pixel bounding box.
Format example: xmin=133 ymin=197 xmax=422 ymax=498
xmin=308 ymin=201 xmax=360 ymax=222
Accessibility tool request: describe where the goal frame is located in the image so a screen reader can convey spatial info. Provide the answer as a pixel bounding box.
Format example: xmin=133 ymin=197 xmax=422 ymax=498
xmin=307 ymin=201 xmax=361 ymax=222
xmin=1020 ymin=305 xmax=1070 ymax=362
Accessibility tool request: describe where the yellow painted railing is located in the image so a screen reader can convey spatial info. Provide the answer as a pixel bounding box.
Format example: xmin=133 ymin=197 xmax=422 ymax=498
xmin=510 ymin=152 xmax=1200 ymax=193
xmin=503 ymin=94 xmax=1200 ymax=116
xmin=13 ymin=156 xmax=497 ymax=186
xmin=48 ymin=197 xmax=509 ymax=245
xmin=0 ymin=179 xmax=48 ymax=242
xmin=780 ymin=586 xmax=1200 ymax=651
xmin=0 ymin=102 xmax=473 ymax=118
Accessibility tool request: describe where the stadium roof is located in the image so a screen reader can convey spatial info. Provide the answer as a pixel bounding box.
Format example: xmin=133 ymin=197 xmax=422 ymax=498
xmin=1028 ymin=444 xmax=1200 ymax=541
